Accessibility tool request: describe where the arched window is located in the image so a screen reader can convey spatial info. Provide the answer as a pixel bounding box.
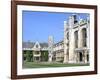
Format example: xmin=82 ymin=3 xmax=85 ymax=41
xmin=82 ymin=28 xmax=87 ymax=47
xmin=74 ymin=31 xmax=78 ymax=48
xmin=67 ymin=32 xmax=69 ymax=40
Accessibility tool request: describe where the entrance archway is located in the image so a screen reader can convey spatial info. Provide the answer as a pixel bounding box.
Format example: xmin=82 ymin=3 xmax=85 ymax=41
xmin=79 ymin=52 xmax=83 ymax=62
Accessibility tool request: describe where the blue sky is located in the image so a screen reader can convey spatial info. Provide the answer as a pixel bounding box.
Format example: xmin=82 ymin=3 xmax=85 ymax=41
xmin=22 ymin=11 xmax=89 ymax=43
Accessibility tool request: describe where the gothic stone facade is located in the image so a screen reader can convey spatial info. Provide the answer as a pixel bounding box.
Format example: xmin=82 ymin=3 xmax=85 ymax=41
xmin=63 ymin=15 xmax=89 ymax=63
xmin=23 ymin=14 xmax=89 ymax=64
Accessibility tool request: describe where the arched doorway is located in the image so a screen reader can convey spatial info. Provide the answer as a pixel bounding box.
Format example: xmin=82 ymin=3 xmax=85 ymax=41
xmin=79 ymin=52 xmax=83 ymax=62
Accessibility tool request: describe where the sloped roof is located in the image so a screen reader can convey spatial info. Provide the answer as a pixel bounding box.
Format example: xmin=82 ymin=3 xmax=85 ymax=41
xmin=22 ymin=42 xmax=48 ymax=49
xmin=22 ymin=42 xmax=35 ymax=49
xmin=40 ymin=43 xmax=48 ymax=48
xmin=54 ymin=40 xmax=64 ymax=47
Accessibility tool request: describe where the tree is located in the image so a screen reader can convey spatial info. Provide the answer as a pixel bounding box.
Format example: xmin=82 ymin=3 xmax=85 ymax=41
xmin=41 ymin=51 xmax=48 ymax=61
xmin=26 ymin=50 xmax=33 ymax=62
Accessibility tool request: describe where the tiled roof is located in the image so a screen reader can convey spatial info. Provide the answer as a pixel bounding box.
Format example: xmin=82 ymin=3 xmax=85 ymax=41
xmin=54 ymin=40 xmax=64 ymax=47
xmin=22 ymin=42 xmax=35 ymax=49
xmin=22 ymin=42 xmax=48 ymax=48
xmin=40 ymin=43 xmax=48 ymax=48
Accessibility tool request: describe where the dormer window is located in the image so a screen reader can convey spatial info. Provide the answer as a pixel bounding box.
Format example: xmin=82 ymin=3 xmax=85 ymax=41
xmin=34 ymin=41 xmax=41 ymax=49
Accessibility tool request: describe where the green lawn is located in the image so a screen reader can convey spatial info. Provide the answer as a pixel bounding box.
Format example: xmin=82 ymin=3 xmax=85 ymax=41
xmin=23 ymin=61 xmax=90 ymax=68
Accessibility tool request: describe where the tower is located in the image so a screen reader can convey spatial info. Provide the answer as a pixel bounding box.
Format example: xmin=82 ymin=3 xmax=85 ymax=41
xmin=48 ymin=36 xmax=54 ymax=62
xmin=67 ymin=14 xmax=77 ymax=63
xmin=63 ymin=21 xmax=69 ymax=63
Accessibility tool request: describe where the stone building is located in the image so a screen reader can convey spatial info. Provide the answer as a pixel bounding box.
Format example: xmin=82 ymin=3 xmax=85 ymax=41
xmin=53 ymin=41 xmax=64 ymax=62
xmin=63 ymin=14 xmax=90 ymax=63
xmin=23 ymin=14 xmax=90 ymax=64
xmin=23 ymin=41 xmax=48 ymax=62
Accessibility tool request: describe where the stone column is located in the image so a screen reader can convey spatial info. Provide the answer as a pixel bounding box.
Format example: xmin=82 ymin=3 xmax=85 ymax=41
xmin=68 ymin=15 xmax=76 ymax=63
xmin=84 ymin=50 xmax=87 ymax=63
xmin=86 ymin=16 xmax=90 ymax=49
xmin=68 ymin=30 xmax=75 ymax=63
xmin=87 ymin=24 xmax=90 ymax=49
xmin=63 ymin=21 xmax=68 ymax=63
xmin=48 ymin=53 xmax=53 ymax=62
xmin=74 ymin=51 xmax=77 ymax=63
xmin=48 ymin=36 xmax=53 ymax=62
xmin=82 ymin=52 xmax=85 ymax=63
xmin=63 ymin=49 xmax=68 ymax=63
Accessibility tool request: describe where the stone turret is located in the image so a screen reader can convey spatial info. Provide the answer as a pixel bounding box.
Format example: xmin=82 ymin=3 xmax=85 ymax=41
xmin=68 ymin=14 xmax=77 ymax=28
xmin=68 ymin=15 xmax=76 ymax=63
xmin=64 ymin=14 xmax=78 ymax=63
xmin=48 ymin=36 xmax=54 ymax=62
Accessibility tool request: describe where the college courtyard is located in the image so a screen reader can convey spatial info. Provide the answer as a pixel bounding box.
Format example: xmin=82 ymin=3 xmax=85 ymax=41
xmin=22 ymin=14 xmax=90 ymax=68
